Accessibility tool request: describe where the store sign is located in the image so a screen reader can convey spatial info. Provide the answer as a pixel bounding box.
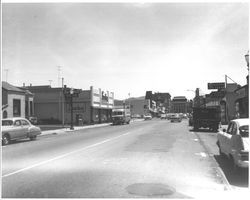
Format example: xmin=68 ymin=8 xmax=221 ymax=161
xmin=102 ymin=91 xmax=108 ymax=102
xmin=208 ymin=91 xmax=226 ymax=98
xmin=208 ymin=82 xmax=225 ymax=90
xmin=90 ymin=86 xmax=114 ymax=108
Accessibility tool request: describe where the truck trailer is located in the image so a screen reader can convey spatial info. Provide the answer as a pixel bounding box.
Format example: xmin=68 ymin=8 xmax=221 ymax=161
xmin=192 ymin=107 xmax=221 ymax=132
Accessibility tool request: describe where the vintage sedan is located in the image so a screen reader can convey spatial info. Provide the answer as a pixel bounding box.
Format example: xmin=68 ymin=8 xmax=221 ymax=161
xmin=217 ymin=118 xmax=249 ymax=170
xmin=170 ymin=113 xmax=182 ymax=123
xmin=2 ymin=117 xmax=42 ymax=145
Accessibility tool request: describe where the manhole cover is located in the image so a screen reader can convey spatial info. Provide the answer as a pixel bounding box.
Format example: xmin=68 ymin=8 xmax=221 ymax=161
xmin=126 ymin=183 xmax=175 ymax=197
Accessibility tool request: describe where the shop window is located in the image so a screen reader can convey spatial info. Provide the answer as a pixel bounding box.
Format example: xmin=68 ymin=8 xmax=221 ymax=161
xmin=25 ymin=100 xmax=29 ymax=117
xmin=13 ymin=99 xmax=21 ymax=117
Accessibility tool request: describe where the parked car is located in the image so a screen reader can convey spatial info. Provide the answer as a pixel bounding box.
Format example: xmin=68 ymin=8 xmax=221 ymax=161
xmin=160 ymin=114 xmax=167 ymax=119
xmin=216 ymin=118 xmax=249 ymax=171
xmin=170 ymin=113 xmax=182 ymax=122
xmin=144 ymin=114 xmax=152 ymax=120
xmin=2 ymin=117 xmax=42 ymax=145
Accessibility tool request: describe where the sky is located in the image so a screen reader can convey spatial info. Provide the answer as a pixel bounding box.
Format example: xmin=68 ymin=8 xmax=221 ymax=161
xmin=2 ymin=1 xmax=249 ymax=100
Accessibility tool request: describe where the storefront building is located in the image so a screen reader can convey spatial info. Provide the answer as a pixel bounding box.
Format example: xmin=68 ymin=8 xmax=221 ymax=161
xmin=2 ymin=82 xmax=34 ymax=119
xmin=24 ymin=85 xmax=114 ymax=125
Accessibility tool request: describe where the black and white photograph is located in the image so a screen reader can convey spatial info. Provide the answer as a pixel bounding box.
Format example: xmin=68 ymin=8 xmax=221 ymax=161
xmin=1 ymin=0 xmax=249 ymax=198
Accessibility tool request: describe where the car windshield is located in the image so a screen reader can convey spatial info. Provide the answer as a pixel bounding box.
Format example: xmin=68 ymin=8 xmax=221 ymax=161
xmin=239 ymin=125 xmax=249 ymax=137
xmin=2 ymin=120 xmax=13 ymax=126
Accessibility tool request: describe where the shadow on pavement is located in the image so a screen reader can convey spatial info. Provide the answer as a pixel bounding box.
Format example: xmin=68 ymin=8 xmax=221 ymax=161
xmin=214 ymin=155 xmax=248 ymax=188
xmin=188 ymin=128 xmax=217 ymax=133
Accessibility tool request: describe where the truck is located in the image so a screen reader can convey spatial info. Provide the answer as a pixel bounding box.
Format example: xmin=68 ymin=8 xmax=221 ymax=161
xmin=112 ymin=107 xmax=131 ymax=125
xmin=192 ymin=107 xmax=221 ymax=132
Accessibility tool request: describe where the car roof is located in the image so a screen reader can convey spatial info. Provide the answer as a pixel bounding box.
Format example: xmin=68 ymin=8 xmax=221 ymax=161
xmin=2 ymin=117 xmax=28 ymax=121
xmin=231 ymin=118 xmax=249 ymax=126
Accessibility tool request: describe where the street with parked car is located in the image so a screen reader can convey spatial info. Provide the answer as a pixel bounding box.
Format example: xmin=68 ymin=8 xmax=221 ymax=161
xmin=1 ymin=118 xmax=248 ymax=198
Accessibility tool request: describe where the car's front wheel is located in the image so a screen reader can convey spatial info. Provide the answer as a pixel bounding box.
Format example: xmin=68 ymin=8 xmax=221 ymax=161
xmin=29 ymin=135 xmax=37 ymax=141
xmin=217 ymin=141 xmax=225 ymax=157
xmin=2 ymin=134 xmax=10 ymax=145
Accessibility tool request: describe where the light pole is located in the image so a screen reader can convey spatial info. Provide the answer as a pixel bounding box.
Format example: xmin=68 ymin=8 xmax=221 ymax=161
xmin=70 ymin=88 xmax=74 ymax=130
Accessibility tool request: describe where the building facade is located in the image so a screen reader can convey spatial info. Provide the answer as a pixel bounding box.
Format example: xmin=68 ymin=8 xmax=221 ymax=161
xmin=171 ymin=96 xmax=188 ymax=113
xmin=2 ymin=82 xmax=34 ymax=119
xmin=23 ymin=85 xmax=114 ymax=125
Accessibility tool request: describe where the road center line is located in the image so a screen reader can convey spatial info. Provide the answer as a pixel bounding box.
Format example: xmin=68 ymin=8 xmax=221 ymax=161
xmin=2 ymin=131 xmax=132 ymax=178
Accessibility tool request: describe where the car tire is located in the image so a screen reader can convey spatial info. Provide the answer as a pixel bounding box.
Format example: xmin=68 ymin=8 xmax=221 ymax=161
xmin=30 ymin=135 xmax=37 ymax=141
xmin=229 ymin=155 xmax=240 ymax=173
xmin=2 ymin=134 xmax=10 ymax=145
xmin=217 ymin=142 xmax=225 ymax=157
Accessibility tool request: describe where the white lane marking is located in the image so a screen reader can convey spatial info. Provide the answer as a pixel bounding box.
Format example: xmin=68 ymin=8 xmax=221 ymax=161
xmin=2 ymin=131 xmax=132 ymax=178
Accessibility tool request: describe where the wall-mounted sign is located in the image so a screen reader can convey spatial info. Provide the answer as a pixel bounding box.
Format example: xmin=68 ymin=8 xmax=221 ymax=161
xmin=90 ymin=86 xmax=114 ymax=109
xmin=208 ymin=82 xmax=225 ymax=90
xmin=208 ymin=91 xmax=226 ymax=98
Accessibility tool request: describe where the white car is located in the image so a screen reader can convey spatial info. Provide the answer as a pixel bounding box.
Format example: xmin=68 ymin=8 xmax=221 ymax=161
xmin=2 ymin=117 xmax=42 ymax=145
xmin=144 ymin=114 xmax=152 ymax=120
xmin=217 ymin=118 xmax=249 ymax=170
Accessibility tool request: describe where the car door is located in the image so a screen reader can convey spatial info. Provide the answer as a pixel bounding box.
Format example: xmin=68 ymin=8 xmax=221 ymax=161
xmin=21 ymin=119 xmax=30 ymax=138
xmin=12 ymin=120 xmax=26 ymax=139
xmin=224 ymin=122 xmax=235 ymax=156
xmin=230 ymin=122 xmax=244 ymax=160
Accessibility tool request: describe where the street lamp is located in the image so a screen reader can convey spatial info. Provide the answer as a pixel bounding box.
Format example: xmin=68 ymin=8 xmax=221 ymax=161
xmin=245 ymin=51 xmax=249 ymax=72
xmin=70 ymin=88 xmax=74 ymax=130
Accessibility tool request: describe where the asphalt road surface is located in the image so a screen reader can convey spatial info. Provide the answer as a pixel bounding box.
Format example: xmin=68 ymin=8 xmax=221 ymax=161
xmin=1 ymin=119 xmax=247 ymax=198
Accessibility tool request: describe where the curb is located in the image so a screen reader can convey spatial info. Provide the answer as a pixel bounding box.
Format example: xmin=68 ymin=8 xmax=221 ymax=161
xmin=39 ymin=119 xmax=144 ymax=137
xmin=40 ymin=123 xmax=112 ymax=137
xmin=193 ymin=131 xmax=232 ymax=191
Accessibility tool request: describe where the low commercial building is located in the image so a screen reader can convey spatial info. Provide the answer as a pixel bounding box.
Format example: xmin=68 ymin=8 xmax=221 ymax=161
xmin=23 ymin=85 xmax=114 ymax=125
xmin=2 ymin=82 xmax=34 ymax=119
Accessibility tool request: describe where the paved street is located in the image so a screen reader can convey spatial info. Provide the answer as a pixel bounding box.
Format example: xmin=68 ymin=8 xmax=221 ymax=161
xmin=1 ymin=119 xmax=248 ymax=198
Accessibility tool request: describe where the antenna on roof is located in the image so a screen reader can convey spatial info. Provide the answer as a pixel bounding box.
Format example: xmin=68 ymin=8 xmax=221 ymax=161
xmin=48 ymin=80 xmax=53 ymax=87
xmin=4 ymin=69 xmax=9 ymax=82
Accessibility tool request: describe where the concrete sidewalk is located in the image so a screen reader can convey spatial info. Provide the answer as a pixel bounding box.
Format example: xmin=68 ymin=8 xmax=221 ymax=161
xmin=40 ymin=119 xmax=144 ymax=137
xmin=40 ymin=123 xmax=112 ymax=136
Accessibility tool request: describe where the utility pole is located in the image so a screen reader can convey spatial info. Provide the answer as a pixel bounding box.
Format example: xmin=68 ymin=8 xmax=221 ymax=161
xmin=225 ymin=75 xmax=228 ymax=124
xmin=62 ymin=78 xmax=65 ymax=127
xmin=48 ymin=80 xmax=52 ymax=86
xmin=4 ymin=69 xmax=9 ymax=82
xmin=70 ymin=88 xmax=74 ymax=130
xmin=57 ymin=66 xmax=62 ymax=87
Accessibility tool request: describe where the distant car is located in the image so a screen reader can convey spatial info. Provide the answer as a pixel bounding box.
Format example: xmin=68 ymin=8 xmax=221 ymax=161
xmin=144 ymin=114 xmax=152 ymax=120
xmin=217 ymin=118 xmax=249 ymax=170
xmin=2 ymin=117 xmax=42 ymax=145
xmin=160 ymin=114 xmax=167 ymax=119
xmin=170 ymin=114 xmax=182 ymax=122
